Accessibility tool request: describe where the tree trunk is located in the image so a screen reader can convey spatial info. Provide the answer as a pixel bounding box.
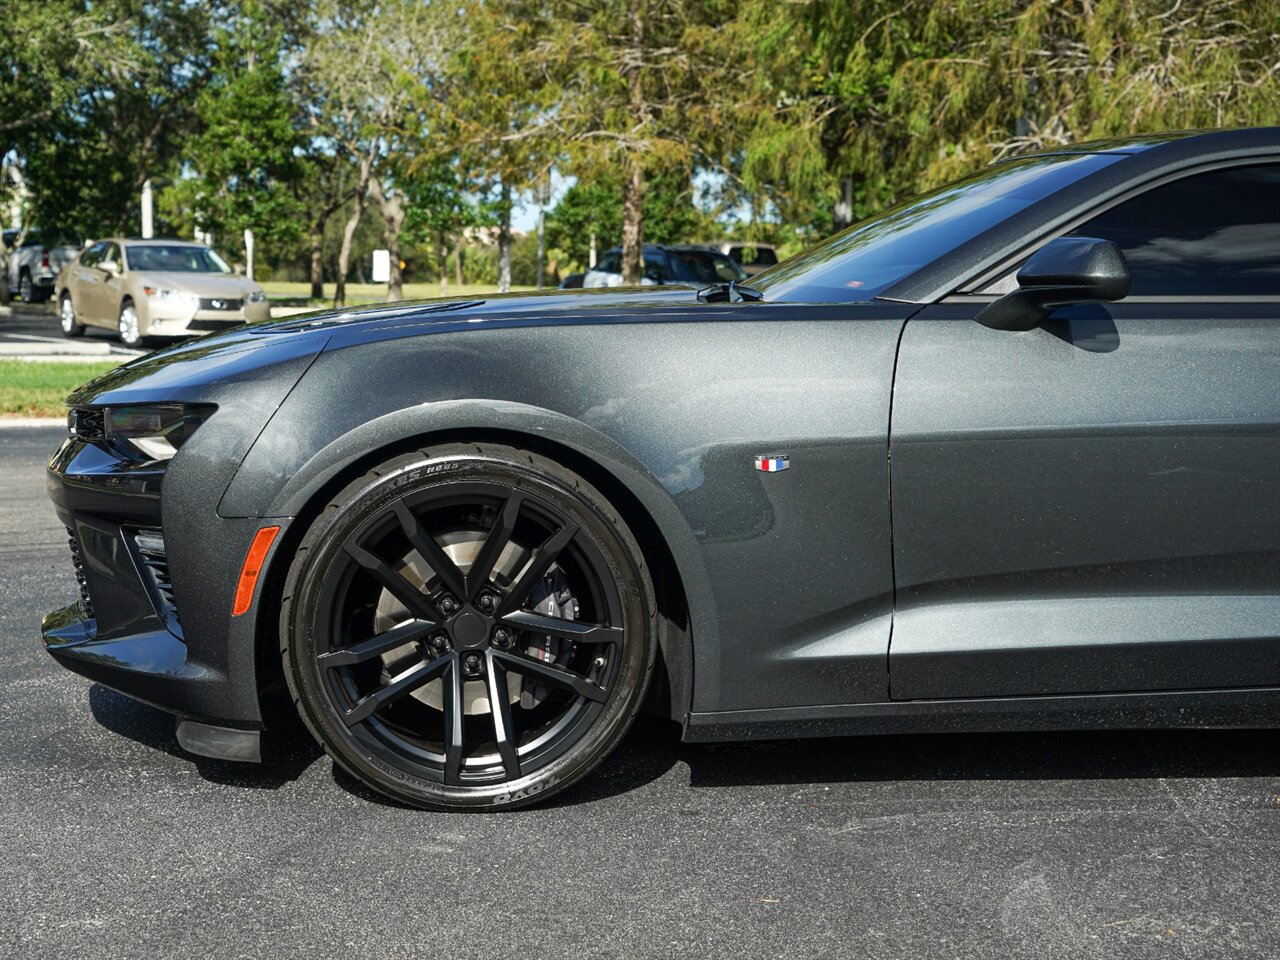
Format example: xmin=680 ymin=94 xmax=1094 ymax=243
xmin=439 ymin=231 xmax=449 ymax=296
xmin=454 ymin=239 xmax=463 ymax=287
xmin=369 ymin=178 xmax=405 ymax=302
xmin=497 ymin=181 xmax=512 ymax=293
xmin=308 ymin=223 xmax=325 ymax=301
xmin=620 ymin=0 xmax=646 ymax=286
xmin=620 ymin=155 xmax=644 ymax=285
xmin=536 ymin=207 xmax=545 ymax=288
xmin=335 ymin=150 xmax=376 ymax=309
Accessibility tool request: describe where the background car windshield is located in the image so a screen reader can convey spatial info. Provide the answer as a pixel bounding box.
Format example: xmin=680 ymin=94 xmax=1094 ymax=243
xmin=751 ymin=152 xmax=1121 ymax=302
xmin=667 ymin=250 xmax=748 ymax=283
xmin=126 ymin=244 xmax=232 ymax=273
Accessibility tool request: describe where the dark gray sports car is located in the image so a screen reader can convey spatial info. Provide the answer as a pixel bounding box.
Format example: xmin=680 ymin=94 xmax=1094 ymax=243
xmin=44 ymin=127 xmax=1280 ymax=810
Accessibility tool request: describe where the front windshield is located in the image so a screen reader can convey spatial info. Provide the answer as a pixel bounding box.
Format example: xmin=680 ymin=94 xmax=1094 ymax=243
xmin=751 ymin=152 xmax=1121 ymax=302
xmin=125 ymin=244 xmax=233 ymax=274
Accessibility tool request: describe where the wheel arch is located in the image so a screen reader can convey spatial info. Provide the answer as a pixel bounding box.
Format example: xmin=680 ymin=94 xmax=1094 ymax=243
xmin=247 ymin=410 xmax=704 ymax=729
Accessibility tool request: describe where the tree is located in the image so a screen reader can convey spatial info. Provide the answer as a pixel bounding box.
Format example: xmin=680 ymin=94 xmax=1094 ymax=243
xmin=178 ymin=3 xmax=306 ymax=266
xmin=735 ymin=0 xmax=1280 ymax=234
xmin=402 ymin=156 xmax=479 ymax=295
xmin=443 ymin=3 xmax=556 ymax=293
xmin=541 ymin=0 xmax=745 ymax=284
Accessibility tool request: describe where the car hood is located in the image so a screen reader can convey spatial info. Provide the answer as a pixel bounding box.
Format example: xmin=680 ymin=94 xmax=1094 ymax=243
xmin=130 ymin=271 xmax=261 ymax=297
xmin=65 ymin=286 xmax=737 ymax=406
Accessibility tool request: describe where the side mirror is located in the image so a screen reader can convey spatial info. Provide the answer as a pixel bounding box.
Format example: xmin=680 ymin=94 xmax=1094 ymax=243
xmin=101 ymin=260 xmax=120 ymax=275
xmin=976 ymin=236 xmax=1130 ymax=332
xmin=643 ymin=269 xmax=665 ymax=284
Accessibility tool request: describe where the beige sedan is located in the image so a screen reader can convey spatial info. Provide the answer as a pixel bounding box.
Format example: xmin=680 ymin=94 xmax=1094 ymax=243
xmin=56 ymin=238 xmax=271 ymax=348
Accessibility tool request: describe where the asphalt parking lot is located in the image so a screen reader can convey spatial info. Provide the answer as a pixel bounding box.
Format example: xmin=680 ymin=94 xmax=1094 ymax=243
xmin=1 ymin=424 xmax=1278 ymax=959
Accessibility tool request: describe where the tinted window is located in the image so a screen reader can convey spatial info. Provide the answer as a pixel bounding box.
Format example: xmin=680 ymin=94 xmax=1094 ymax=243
xmin=1069 ymin=164 xmax=1280 ymax=296
xmin=597 ymin=252 xmax=621 ymax=274
xmin=666 ymin=250 xmax=747 ymax=283
xmin=751 ymin=152 xmax=1121 ymax=303
xmin=643 ymin=252 xmax=669 ymax=280
xmin=730 ymin=245 xmax=777 ymax=267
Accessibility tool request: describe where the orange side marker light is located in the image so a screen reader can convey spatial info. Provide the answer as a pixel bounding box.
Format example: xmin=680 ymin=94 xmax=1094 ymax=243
xmin=232 ymin=525 xmax=281 ymax=616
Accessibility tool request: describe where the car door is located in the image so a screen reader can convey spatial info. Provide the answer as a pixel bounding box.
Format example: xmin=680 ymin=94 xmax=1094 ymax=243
xmin=888 ymin=160 xmax=1280 ymax=699
xmin=90 ymin=242 xmax=125 ymax=326
xmin=69 ymin=242 xmax=107 ymax=324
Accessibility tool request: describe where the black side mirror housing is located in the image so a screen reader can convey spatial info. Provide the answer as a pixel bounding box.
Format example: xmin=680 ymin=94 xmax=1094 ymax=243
xmin=976 ymin=236 xmax=1131 ymax=332
xmin=644 ymin=269 xmax=665 ymax=284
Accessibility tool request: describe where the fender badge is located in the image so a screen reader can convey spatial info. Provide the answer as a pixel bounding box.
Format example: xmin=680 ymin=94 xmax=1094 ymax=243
xmin=754 ymin=455 xmax=789 ymax=473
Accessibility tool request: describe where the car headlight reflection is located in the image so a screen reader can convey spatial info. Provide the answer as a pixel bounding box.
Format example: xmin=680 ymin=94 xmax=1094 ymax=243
xmin=246 ymin=290 xmax=267 ymax=303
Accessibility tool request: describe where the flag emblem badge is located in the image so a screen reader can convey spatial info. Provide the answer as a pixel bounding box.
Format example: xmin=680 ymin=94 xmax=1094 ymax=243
xmin=754 ymin=455 xmax=789 ymax=473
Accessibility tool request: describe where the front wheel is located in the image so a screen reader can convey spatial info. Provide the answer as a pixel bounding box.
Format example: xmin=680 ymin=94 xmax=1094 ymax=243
xmin=117 ymin=301 xmax=144 ymax=348
xmin=59 ymin=294 xmax=85 ymax=338
xmin=281 ymin=443 xmax=657 ymax=810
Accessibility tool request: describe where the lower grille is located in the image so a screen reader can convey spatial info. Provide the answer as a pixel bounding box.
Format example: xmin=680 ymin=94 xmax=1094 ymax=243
xmin=198 ymin=297 xmax=243 ymax=311
xmin=133 ymin=527 xmax=180 ymax=629
xmin=187 ymin=318 xmax=242 ymax=331
xmin=66 ymin=525 xmax=94 ymax=619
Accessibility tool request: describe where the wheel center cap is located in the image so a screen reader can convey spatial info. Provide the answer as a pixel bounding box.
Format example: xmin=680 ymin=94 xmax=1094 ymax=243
xmin=451 ymin=611 xmax=489 ymax=649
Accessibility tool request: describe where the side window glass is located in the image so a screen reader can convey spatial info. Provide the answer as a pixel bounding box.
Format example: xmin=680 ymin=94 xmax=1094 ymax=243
xmin=598 ymin=252 xmax=621 ymax=274
xmin=81 ymin=243 xmax=105 ymax=268
xmin=643 ymin=252 xmax=669 ymax=279
xmin=1069 ymin=164 xmax=1280 ymax=297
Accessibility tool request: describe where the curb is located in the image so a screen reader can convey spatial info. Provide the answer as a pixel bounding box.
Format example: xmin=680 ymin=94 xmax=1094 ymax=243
xmin=0 ymin=417 xmax=65 ymax=428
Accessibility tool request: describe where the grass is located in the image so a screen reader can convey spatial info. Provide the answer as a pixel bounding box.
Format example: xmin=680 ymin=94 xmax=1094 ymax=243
xmin=0 ymin=359 xmax=122 ymax=418
xmin=258 ymin=280 xmax=536 ymax=306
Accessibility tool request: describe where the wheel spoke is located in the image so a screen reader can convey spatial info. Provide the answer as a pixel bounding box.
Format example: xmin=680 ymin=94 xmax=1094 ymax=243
xmin=317 ymin=618 xmax=436 ymax=669
xmin=393 ymin=500 xmax=467 ymax=600
xmin=495 ymin=520 xmax=579 ymax=616
xmin=485 ymin=652 xmax=521 ymax=780
xmin=442 ymin=658 xmax=465 ymax=785
xmin=502 ymin=609 xmax=622 ymax=644
xmin=342 ymin=652 xmax=452 ymax=726
xmin=466 ymin=493 xmax=523 ymax=600
xmin=493 ymin=649 xmax=607 ymax=703
xmin=345 ymin=541 xmax=435 ymax=619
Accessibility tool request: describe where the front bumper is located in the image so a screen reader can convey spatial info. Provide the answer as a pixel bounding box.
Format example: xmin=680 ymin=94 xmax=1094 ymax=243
xmin=43 ymin=435 xmax=289 ymax=730
xmin=141 ymin=300 xmax=272 ymax=337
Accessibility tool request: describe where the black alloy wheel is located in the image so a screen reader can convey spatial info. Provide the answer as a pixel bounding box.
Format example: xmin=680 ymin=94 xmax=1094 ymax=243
xmin=281 ymin=444 xmax=656 ymax=810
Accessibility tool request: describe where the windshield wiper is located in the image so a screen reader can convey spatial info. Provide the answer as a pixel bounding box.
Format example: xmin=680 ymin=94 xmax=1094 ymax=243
xmin=695 ymin=281 xmax=764 ymax=303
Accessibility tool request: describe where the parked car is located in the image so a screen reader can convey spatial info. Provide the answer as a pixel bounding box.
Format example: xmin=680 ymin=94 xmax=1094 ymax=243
xmin=583 ymin=243 xmax=749 ymax=288
xmin=558 ymin=272 xmax=585 ymax=289
xmin=44 ymin=127 xmax=1280 ymax=812
xmin=4 ymin=228 xmax=81 ymax=303
xmin=701 ymin=240 xmax=779 ymax=277
xmin=56 ymin=238 xmax=271 ymax=348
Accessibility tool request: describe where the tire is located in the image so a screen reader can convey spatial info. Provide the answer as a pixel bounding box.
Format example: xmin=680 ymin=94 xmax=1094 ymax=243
xmin=18 ymin=271 xmax=36 ymax=304
xmin=280 ymin=443 xmax=657 ymax=811
xmin=59 ymin=293 xmax=85 ymax=338
xmin=117 ymin=300 xmax=144 ymax=348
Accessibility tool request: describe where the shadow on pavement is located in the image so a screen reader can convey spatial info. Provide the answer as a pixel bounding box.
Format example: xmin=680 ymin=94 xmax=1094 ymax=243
xmin=88 ymin=681 xmax=1279 ymax=805
xmin=88 ymin=683 xmax=322 ymax=789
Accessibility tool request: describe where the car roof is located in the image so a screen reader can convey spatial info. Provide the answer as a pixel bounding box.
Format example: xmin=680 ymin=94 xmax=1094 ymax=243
xmin=1003 ymin=126 xmax=1280 ymax=160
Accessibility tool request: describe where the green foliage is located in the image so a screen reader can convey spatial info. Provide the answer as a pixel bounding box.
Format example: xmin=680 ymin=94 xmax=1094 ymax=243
xmin=177 ymin=3 xmax=307 ymax=255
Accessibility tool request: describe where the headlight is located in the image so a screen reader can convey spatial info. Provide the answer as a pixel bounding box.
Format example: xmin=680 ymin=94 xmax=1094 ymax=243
xmin=142 ymin=287 xmax=198 ymax=306
xmin=101 ymin=403 xmax=215 ymax=461
xmin=246 ymin=290 xmax=267 ymax=303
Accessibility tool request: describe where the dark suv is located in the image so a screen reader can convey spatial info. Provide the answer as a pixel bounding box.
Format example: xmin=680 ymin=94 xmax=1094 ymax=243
xmin=583 ymin=243 xmax=749 ymax=288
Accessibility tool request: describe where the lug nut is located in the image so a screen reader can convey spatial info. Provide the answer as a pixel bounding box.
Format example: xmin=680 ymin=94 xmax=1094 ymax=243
xmin=463 ymin=653 xmax=482 ymax=676
xmin=438 ymin=595 xmax=458 ymax=614
xmin=430 ymin=634 xmax=449 ymax=655
xmin=477 ymin=594 xmax=496 ymax=614
xmin=492 ymin=628 xmax=513 ymax=649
